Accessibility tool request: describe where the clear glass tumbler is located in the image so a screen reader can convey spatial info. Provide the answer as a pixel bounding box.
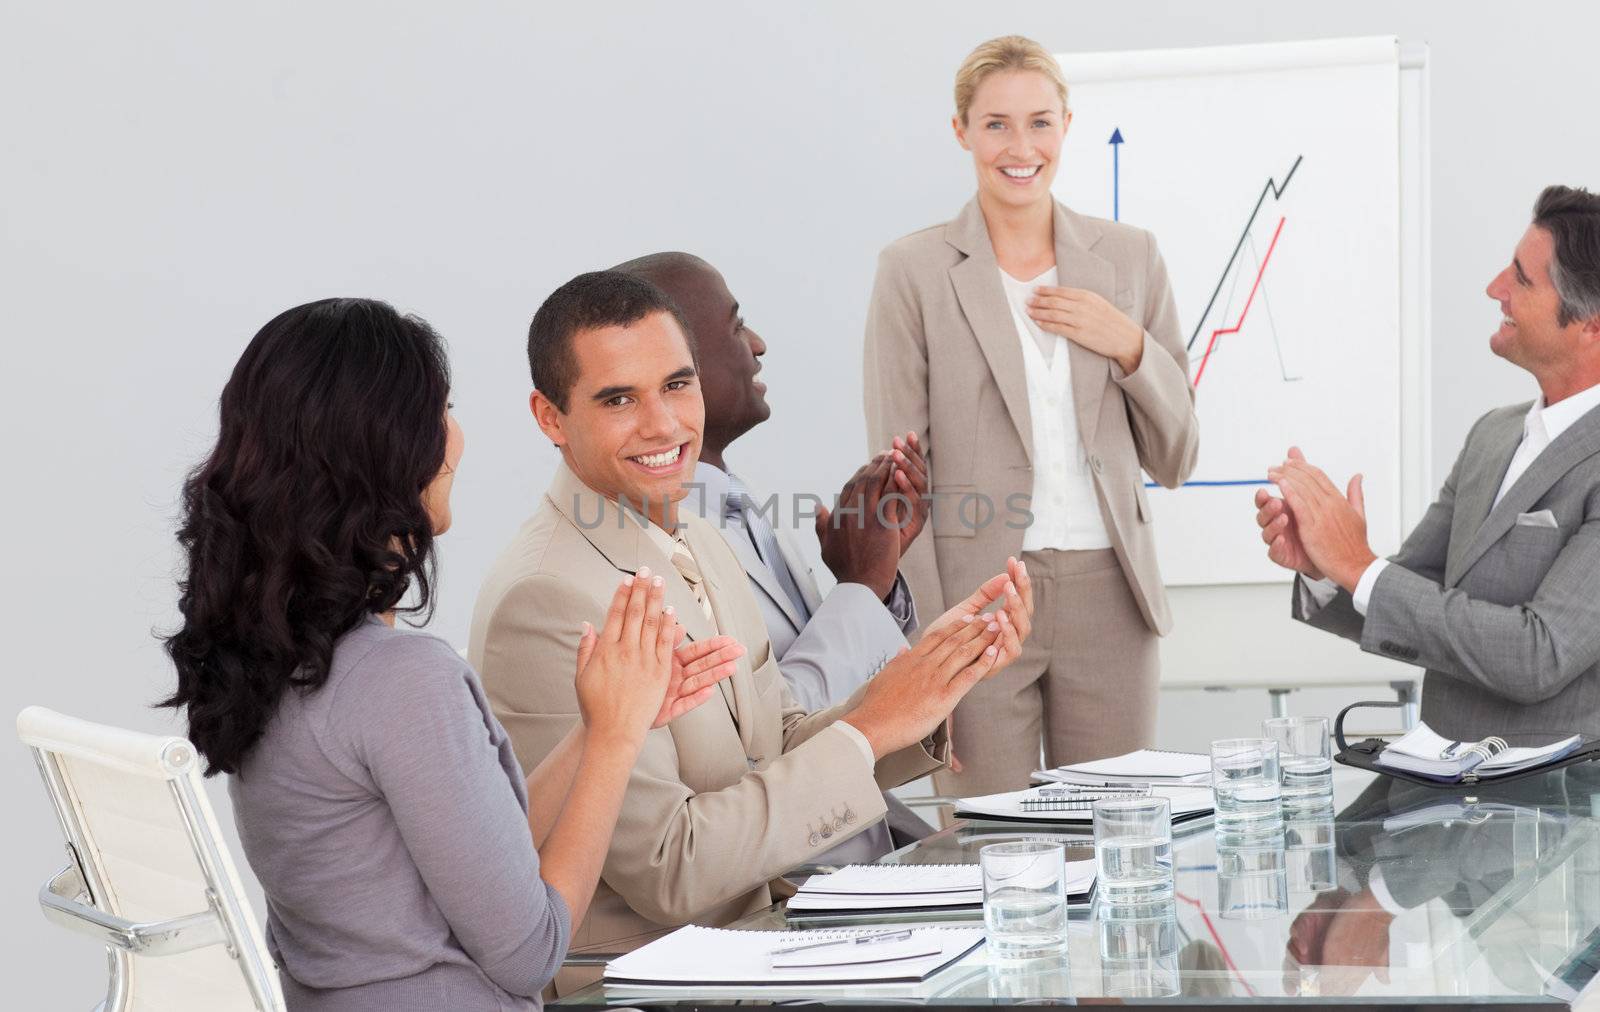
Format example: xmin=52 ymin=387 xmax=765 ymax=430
xmin=1093 ymin=796 xmax=1174 ymax=906
xmin=1264 ymin=715 xmax=1333 ymax=811
xmin=981 ymin=841 xmax=1070 ymax=961
xmin=1211 ymin=737 xmax=1283 ymax=839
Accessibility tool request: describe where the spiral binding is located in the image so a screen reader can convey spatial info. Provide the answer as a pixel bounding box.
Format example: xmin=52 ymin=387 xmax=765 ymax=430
xmin=1461 ymin=736 xmax=1508 ymax=764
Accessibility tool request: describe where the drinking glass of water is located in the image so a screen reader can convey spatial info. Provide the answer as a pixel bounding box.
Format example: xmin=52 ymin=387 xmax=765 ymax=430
xmin=1211 ymin=738 xmax=1283 ymax=839
xmin=1263 ymin=715 xmax=1333 ymax=811
xmin=1093 ymin=796 xmax=1174 ymax=906
xmin=981 ymin=841 xmax=1070 ymax=960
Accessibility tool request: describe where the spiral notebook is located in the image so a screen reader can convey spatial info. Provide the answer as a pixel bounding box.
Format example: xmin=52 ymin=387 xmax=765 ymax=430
xmin=1373 ymin=722 xmax=1583 ymax=782
xmin=602 ymin=924 xmax=986 ymax=987
xmin=786 ymin=860 xmax=1095 ymax=918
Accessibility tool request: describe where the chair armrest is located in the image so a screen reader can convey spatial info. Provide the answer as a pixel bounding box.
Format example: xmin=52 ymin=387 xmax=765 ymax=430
xmin=40 ymin=864 xmax=228 ymax=957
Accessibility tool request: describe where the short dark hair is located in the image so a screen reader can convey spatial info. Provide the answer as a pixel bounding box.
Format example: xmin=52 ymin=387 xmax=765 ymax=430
xmin=528 ymin=270 xmax=694 ymax=411
xmin=1533 ymin=185 xmax=1600 ymax=326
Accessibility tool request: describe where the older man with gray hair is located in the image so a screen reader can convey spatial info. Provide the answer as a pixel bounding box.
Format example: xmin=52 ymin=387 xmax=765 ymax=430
xmin=1255 ymin=184 xmax=1600 ymax=740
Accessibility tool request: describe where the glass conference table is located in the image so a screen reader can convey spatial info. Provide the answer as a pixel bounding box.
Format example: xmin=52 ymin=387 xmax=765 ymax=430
xmin=553 ymin=764 xmax=1600 ymax=1009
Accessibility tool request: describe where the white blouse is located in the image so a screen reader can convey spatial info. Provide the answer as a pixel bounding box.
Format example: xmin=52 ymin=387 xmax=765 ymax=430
xmin=998 ymin=266 xmax=1113 ymax=552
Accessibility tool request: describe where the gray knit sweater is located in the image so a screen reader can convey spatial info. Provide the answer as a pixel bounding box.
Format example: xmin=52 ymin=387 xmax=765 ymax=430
xmin=230 ymin=616 xmax=570 ymax=1010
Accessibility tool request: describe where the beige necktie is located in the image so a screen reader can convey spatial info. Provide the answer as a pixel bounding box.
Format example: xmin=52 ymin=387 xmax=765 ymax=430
xmin=669 ymin=536 xmax=717 ymax=627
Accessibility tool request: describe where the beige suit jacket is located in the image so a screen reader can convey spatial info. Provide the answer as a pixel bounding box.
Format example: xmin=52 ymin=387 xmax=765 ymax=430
xmin=469 ymin=463 xmax=947 ymax=954
xmin=863 ymin=198 xmax=1199 ymax=634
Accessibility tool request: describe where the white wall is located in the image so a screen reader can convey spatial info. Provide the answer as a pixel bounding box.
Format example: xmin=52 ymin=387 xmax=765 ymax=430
xmin=4 ymin=1 xmax=1595 ymax=1005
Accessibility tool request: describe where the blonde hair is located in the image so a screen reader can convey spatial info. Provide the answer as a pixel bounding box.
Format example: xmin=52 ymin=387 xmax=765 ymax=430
xmin=954 ymin=35 xmax=1069 ymax=124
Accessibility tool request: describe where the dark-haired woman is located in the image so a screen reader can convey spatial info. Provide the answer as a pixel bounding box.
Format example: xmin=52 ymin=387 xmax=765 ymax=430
xmin=164 ymin=298 xmax=741 ymax=1010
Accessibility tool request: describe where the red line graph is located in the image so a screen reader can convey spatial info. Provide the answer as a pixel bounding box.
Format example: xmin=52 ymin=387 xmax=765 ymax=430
xmin=1192 ymin=215 xmax=1287 ymax=387
xmin=1175 ymin=889 xmax=1258 ymax=997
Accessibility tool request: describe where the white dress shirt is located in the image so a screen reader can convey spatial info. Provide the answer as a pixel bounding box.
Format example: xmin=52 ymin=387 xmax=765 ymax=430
xmin=998 ymin=266 xmax=1113 ymax=552
xmin=1307 ymin=381 xmax=1600 ymax=615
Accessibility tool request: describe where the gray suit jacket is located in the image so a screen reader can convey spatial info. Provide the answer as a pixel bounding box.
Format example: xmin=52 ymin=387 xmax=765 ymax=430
xmin=1295 ymin=400 xmax=1600 ymax=740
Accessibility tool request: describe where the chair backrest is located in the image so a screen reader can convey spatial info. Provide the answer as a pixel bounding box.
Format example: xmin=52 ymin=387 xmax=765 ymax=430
xmin=17 ymin=706 xmax=284 ymax=1012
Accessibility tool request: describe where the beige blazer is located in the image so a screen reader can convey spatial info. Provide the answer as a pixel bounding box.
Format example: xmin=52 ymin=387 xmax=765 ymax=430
xmin=863 ymin=198 xmax=1199 ymax=634
xmin=468 ymin=463 xmax=947 ymax=954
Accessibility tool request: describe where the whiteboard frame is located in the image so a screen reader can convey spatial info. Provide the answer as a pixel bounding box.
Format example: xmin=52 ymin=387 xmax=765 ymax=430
xmin=1398 ymin=41 xmax=1433 ymax=536
xmin=1055 ymin=37 xmax=1434 ymax=691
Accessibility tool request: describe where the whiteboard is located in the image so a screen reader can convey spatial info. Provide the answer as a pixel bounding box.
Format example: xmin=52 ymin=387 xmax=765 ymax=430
xmin=1052 ymin=37 xmax=1428 ymax=587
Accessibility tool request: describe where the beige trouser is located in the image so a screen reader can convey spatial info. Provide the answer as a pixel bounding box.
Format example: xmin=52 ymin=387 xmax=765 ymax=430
xmin=933 ymin=548 xmax=1160 ymax=800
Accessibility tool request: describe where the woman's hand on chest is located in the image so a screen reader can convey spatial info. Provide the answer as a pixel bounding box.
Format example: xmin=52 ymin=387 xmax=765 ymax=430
xmin=1026 ymin=285 xmax=1144 ymax=374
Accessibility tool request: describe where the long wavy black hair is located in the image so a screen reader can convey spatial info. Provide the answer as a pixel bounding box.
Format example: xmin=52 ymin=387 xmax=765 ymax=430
xmin=162 ymin=298 xmax=452 ymax=775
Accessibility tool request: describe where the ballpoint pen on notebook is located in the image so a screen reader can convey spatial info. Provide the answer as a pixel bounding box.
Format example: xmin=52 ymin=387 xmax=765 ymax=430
xmin=1037 ymin=784 xmax=1150 ymax=797
xmin=771 ymin=929 xmax=915 ymax=956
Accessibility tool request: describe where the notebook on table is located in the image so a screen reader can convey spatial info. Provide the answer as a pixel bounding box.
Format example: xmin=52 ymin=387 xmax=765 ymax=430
xmin=954 ymin=783 xmax=1214 ymax=825
xmin=1373 ymin=723 xmax=1583 ymax=782
xmin=1034 ymin=748 xmax=1212 ymax=786
xmin=785 ymin=860 xmax=1095 ymax=919
xmin=602 ymin=924 xmax=986 ymax=988
xmin=1333 ymin=701 xmax=1600 ymax=788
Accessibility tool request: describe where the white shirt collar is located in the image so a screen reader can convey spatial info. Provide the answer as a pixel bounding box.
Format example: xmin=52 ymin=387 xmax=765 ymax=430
xmin=1529 ymin=380 xmax=1600 ymax=444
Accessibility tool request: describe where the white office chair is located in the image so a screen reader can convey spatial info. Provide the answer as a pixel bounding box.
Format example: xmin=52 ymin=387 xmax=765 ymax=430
xmin=17 ymin=706 xmax=285 ymax=1011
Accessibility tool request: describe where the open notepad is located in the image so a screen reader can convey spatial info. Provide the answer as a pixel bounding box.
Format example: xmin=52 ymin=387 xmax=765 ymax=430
xmin=786 ymin=860 xmax=1095 ymax=918
xmin=1374 ymin=722 xmax=1583 ymax=782
xmin=1035 ymin=748 xmax=1212 ymax=786
xmin=956 ymin=783 xmax=1214 ymax=825
xmin=603 ymin=924 xmax=986 ymax=988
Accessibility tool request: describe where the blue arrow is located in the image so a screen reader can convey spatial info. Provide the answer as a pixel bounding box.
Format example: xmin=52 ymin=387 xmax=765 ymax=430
xmin=1108 ymin=128 xmax=1124 ymax=221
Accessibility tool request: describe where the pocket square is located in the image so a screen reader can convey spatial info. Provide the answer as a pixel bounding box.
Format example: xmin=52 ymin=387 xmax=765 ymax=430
xmin=1515 ymin=509 xmax=1559 ymax=529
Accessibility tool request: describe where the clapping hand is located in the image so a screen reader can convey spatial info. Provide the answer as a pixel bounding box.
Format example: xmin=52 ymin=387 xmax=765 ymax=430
xmin=931 ymin=557 xmax=1034 ymax=769
xmin=815 ymin=452 xmax=902 ymax=600
xmin=1265 ymin=448 xmax=1377 ymax=591
xmin=844 ymin=558 xmax=1036 ymax=762
xmin=573 ymin=569 xmax=742 ymax=743
xmin=657 ymin=631 xmax=744 ymax=728
xmin=885 ymin=431 xmax=931 ymax=552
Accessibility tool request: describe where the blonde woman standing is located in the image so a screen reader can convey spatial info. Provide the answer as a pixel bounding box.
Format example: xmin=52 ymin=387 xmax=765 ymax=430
xmin=863 ymin=36 xmax=1199 ymax=797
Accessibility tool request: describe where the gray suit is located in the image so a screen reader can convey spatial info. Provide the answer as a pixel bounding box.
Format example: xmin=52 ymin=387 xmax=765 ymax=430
xmin=684 ymin=462 xmax=932 ymax=857
xmin=1296 ymin=400 xmax=1600 ymax=740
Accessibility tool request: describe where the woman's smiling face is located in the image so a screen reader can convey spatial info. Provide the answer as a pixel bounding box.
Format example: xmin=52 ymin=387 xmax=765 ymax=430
xmin=954 ymin=69 xmax=1070 ymax=213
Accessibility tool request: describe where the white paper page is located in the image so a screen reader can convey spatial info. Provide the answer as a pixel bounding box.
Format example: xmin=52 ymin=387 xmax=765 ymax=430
xmin=604 ymin=925 xmax=986 ymax=987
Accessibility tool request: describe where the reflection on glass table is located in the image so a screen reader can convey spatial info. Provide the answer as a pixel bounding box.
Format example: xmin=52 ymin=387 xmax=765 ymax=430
xmin=552 ymin=765 xmax=1600 ymax=1008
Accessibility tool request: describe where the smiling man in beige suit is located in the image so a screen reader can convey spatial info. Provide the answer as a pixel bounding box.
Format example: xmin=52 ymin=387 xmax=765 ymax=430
xmin=470 ymin=270 xmax=1033 ymax=970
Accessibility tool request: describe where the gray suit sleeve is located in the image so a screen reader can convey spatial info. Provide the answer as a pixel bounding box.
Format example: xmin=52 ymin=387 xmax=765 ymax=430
xmin=1292 ymin=418 xmax=1472 ymax=639
xmin=1360 ymin=505 xmax=1600 ymax=704
xmin=776 ymin=582 xmax=910 ymax=710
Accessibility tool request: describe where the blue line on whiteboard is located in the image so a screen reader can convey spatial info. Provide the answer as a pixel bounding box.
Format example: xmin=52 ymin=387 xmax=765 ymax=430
xmin=1144 ymin=479 xmax=1273 ymax=488
xmin=1108 ymin=128 xmax=1125 ymax=221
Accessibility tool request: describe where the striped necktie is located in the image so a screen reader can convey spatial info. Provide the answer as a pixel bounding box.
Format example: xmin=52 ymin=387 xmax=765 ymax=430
xmin=725 ymin=474 xmax=809 ymax=619
xmin=668 ymin=535 xmax=717 ymax=627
